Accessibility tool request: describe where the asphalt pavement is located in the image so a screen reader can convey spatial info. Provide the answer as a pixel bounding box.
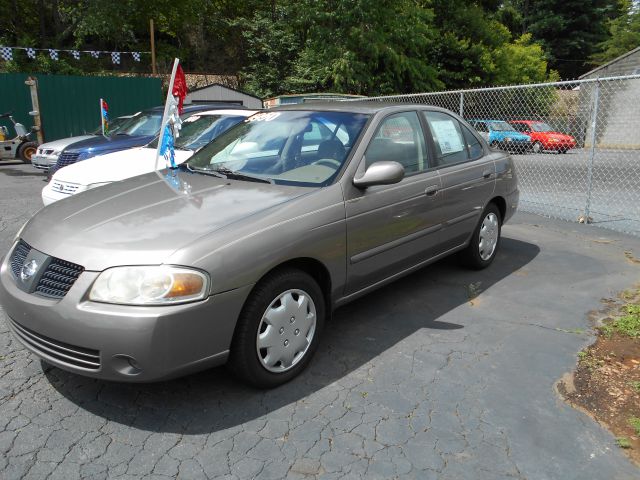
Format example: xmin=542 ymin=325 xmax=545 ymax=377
xmin=513 ymin=148 xmax=640 ymax=235
xmin=1 ymin=162 xmax=639 ymax=479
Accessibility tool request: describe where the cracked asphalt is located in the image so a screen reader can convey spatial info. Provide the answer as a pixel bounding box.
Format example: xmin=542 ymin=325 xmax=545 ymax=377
xmin=1 ymin=161 xmax=640 ymax=479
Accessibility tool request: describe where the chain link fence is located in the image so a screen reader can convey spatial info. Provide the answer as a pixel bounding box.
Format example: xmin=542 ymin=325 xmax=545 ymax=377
xmin=350 ymin=75 xmax=640 ymax=236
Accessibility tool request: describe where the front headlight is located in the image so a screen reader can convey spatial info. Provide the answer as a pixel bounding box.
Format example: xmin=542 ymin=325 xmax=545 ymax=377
xmin=89 ymin=266 xmax=210 ymax=305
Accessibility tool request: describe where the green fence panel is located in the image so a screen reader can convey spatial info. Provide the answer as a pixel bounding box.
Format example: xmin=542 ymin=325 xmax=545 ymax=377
xmin=0 ymin=73 xmax=162 ymax=143
xmin=0 ymin=73 xmax=33 ymax=141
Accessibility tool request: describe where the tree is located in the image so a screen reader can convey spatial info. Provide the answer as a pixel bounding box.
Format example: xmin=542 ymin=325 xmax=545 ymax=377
xmin=282 ymin=0 xmax=442 ymax=96
xmin=522 ymin=0 xmax=620 ymax=79
xmin=592 ymin=0 xmax=640 ymax=64
xmin=429 ymin=0 xmax=554 ymax=88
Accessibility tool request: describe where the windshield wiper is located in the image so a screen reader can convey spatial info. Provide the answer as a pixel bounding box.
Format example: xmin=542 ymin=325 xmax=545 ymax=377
xmin=182 ymin=164 xmax=227 ymax=179
xmin=210 ymin=166 xmax=272 ymax=184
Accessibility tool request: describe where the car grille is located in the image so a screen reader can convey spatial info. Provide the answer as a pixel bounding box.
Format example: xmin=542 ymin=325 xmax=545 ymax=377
xmin=56 ymin=152 xmax=80 ymax=168
xmin=9 ymin=317 xmax=100 ymax=370
xmin=10 ymin=240 xmax=84 ymax=299
xmin=50 ymin=180 xmax=81 ymax=195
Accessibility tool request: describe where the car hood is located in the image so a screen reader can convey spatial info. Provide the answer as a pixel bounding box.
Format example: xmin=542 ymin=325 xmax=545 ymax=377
xmin=491 ymin=131 xmax=529 ymax=140
xmin=22 ymin=171 xmax=312 ymax=271
xmin=63 ymin=134 xmax=155 ymax=156
xmin=53 ymin=147 xmax=194 ymax=185
xmin=38 ymin=135 xmax=96 ymax=151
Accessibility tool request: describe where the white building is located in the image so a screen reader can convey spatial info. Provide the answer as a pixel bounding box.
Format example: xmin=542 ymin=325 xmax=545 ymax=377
xmin=184 ymin=83 xmax=263 ymax=109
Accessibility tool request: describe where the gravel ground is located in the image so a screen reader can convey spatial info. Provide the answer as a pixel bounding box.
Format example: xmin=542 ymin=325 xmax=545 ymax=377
xmin=1 ymin=161 xmax=639 ymax=479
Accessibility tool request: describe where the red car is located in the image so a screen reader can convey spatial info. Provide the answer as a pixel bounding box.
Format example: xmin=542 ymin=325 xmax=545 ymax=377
xmin=510 ymin=120 xmax=576 ymax=154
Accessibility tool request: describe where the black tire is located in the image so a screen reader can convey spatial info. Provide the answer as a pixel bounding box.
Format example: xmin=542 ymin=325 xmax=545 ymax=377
xmin=228 ymin=268 xmax=325 ymax=388
xmin=532 ymin=141 xmax=543 ymax=154
xmin=461 ymin=203 xmax=502 ymax=270
xmin=560 ymin=149 xmax=568 ymax=154
xmin=17 ymin=141 xmax=38 ymax=163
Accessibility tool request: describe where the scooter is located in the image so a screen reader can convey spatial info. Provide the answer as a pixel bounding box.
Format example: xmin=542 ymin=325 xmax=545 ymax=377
xmin=0 ymin=111 xmax=39 ymax=163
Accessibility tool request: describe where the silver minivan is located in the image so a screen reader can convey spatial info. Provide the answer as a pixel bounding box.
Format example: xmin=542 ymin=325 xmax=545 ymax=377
xmin=0 ymin=103 xmax=518 ymax=387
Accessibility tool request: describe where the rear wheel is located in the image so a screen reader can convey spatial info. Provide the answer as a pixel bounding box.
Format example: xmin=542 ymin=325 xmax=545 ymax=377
xmin=17 ymin=141 xmax=38 ymax=163
xmin=462 ymin=203 xmax=502 ymax=270
xmin=228 ymin=268 xmax=325 ymax=388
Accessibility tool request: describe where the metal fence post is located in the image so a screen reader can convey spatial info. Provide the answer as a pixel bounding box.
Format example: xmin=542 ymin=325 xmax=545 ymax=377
xmin=584 ymin=80 xmax=600 ymax=222
xmin=459 ymin=92 xmax=464 ymax=117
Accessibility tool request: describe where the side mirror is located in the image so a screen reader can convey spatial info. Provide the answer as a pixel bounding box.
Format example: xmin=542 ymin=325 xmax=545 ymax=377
xmin=353 ymin=161 xmax=404 ymax=188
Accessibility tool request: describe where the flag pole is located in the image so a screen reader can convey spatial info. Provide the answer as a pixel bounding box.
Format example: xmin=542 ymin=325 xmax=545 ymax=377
xmin=155 ymin=58 xmax=179 ymax=171
xmin=100 ymin=98 xmax=105 ymax=138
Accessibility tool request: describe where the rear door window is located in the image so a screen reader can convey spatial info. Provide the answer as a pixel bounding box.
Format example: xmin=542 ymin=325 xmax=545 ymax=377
xmin=422 ymin=111 xmax=469 ymax=166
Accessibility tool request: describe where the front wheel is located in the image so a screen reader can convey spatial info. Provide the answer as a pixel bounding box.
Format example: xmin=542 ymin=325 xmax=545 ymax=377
xmin=17 ymin=141 xmax=38 ymax=163
xmin=461 ymin=203 xmax=502 ymax=269
xmin=532 ymin=141 xmax=543 ymax=154
xmin=228 ymin=268 xmax=325 ymax=388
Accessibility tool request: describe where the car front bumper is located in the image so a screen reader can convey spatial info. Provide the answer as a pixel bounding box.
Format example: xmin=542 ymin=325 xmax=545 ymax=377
xmin=32 ymin=154 xmax=59 ymax=170
xmin=0 ymin=245 xmax=252 ymax=382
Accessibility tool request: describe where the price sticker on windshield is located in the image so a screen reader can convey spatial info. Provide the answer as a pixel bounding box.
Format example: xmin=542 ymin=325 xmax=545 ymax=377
xmin=246 ymin=112 xmax=281 ymax=123
xmin=184 ymin=116 xmax=201 ymax=123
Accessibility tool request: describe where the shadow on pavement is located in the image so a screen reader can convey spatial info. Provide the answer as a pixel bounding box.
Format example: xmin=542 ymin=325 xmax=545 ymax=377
xmin=45 ymin=236 xmax=539 ymax=434
xmin=0 ymin=163 xmax=44 ymax=177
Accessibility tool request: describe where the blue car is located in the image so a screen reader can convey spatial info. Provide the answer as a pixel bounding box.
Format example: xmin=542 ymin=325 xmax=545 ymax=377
xmin=49 ymin=104 xmax=243 ymax=176
xmin=468 ymin=119 xmax=531 ymax=153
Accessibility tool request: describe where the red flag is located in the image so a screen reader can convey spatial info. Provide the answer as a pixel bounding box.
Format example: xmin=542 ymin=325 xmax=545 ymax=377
xmin=172 ymin=64 xmax=188 ymax=114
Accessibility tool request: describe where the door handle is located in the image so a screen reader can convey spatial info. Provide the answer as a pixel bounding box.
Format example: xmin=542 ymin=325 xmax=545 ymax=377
xmin=482 ymin=169 xmax=493 ymax=179
xmin=425 ymin=185 xmax=439 ymax=196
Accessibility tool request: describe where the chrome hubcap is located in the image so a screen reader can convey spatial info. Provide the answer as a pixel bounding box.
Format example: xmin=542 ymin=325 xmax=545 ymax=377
xmin=256 ymin=289 xmax=316 ymax=373
xmin=478 ymin=212 xmax=499 ymax=261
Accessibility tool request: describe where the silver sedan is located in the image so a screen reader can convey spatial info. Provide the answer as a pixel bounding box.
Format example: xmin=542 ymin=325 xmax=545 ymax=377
xmin=0 ymin=103 xmax=518 ymax=387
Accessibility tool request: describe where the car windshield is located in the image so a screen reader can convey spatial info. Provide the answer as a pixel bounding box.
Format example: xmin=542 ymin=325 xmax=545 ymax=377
xmin=186 ymin=110 xmax=370 ymax=187
xmin=531 ymin=122 xmax=555 ymax=132
xmin=116 ymin=112 xmax=162 ymax=136
xmin=89 ymin=116 xmax=131 ymax=135
xmin=489 ymin=121 xmax=517 ymax=132
xmin=147 ymin=114 xmax=248 ymax=151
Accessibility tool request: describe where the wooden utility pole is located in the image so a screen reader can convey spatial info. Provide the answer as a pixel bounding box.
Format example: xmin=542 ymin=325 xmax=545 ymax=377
xmin=25 ymin=77 xmax=44 ymax=144
xmin=150 ymin=19 xmax=157 ymax=74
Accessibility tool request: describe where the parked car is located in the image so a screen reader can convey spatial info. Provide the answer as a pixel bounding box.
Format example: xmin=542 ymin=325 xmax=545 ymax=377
xmin=47 ymin=103 xmax=239 ymax=177
xmin=42 ymin=109 xmax=256 ymax=205
xmin=509 ymin=120 xmax=576 ymax=153
xmin=0 ymin=103 xmax=518 ymax=387
xmin=468 ymin=119 xmax=531 ymax=153
xmin=32 ymin=115 xmax=135 ymax=171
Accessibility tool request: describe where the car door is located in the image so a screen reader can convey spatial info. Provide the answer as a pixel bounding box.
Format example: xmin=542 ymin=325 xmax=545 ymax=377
xmin=344 ymin=111 xmax=444 ymax=295
xmin=422 ymin=111 xmax=496 ymax=250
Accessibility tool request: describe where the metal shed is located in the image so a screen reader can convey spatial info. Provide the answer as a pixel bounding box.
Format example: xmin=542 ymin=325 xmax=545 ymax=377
xmin=184 ymin=83 xmax=263 ymax=109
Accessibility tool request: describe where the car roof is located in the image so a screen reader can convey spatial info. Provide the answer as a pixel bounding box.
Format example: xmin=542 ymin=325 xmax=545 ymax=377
xmin=196 ymin=109 xmax=257 ymax=117
xmin=468 ymin=119 xmax=512 ymax=123
xmin=143 ymin=104 xmax=247 ymax=114
xmin=268 ymin=101 xmax=460 ymax=115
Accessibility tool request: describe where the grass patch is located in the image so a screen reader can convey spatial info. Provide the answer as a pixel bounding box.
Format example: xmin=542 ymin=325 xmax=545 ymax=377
xmin=617 ymin=437 xmax=632 ymax=449
xmin=601 ymin=303 xmax=640 ymax=338
xmin=630 ymin=417 xmax=640 ymax=437
xmin=629 ymin=381 xmax=640 ymax=393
